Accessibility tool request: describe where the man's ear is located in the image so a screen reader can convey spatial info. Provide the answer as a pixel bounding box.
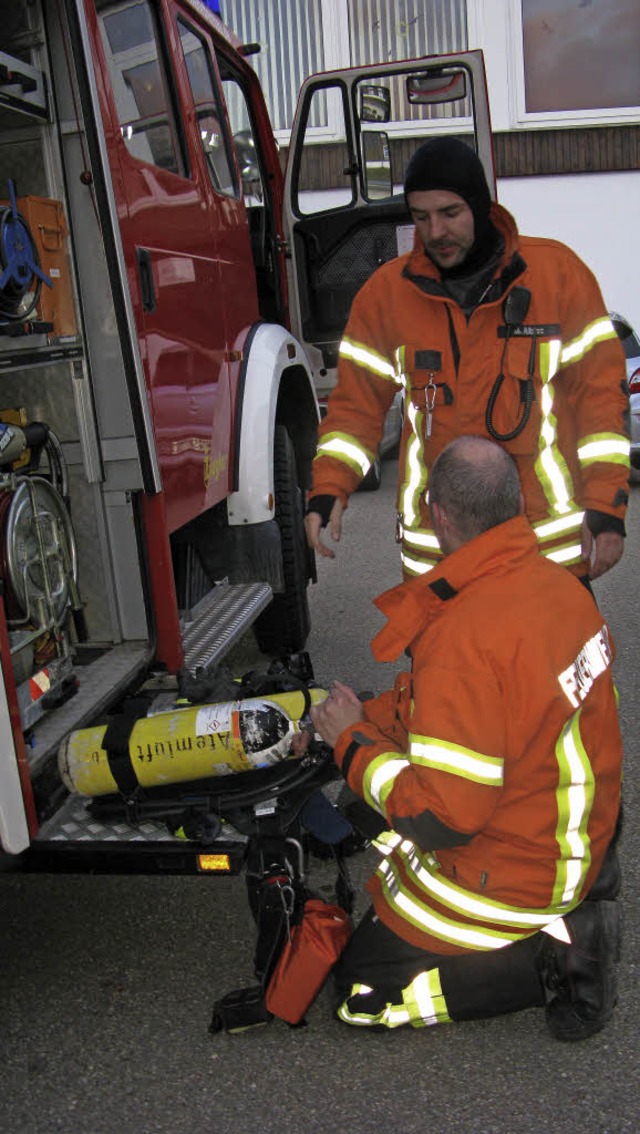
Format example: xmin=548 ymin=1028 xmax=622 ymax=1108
xmin=430 ymin=500 xmax=446 ymax=530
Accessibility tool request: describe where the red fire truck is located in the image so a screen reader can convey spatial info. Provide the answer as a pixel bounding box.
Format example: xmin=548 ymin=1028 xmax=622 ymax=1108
xmin=0 ymin=0 xmax=492 ymax=872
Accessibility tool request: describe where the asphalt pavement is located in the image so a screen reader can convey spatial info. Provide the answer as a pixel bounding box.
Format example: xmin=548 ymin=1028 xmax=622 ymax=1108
xmin=1 ymin=460 xmax=638 ymax=1134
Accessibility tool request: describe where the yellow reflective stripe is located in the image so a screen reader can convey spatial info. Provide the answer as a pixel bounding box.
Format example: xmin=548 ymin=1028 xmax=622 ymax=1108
xmin=533 ymin=341 xmax=576 ymax=515
xmin=559 ymin=317 xmax=616 ymax=367
xmin=403 ymin=968 xmax=452 ymax=1028
xmin=553 ymin=710 xmax=594 ymax=906
xmin=338 ymin=994 xmax=410 ymax=1028
xmin=362 ymin=753 xmax=410 ymax=813
xmin=371 ymin=830 xmax=397 ymax=855
xmin=339 ymin=336 xmax=396 ymax=381
xmin=533 ymin=512 xmax=584 ymax=542
xmin=544 ymin=542 xmax=584 ymax=565
xmin=400 ymin=523 xmax=442 ymax=576
xmin=338 ymin=972 xmax=452 ymax=1030
xmin=394 ymin=346 xmax=408 ymax=389
xmin=315 ymin=432 xmax=373 ymax=476
xmin=409 ymin=736 xmax=504 ymax=786
xmin=400 ymin=399 xmax=427 ymax=526
xmin=577 ymin=433 xmax=630 ymax=467
xmin=378 ymin=834 xmax=575 ymax=931
xmin=378 ymin=854 xmax=521 ymax=949
xmin=400 ymin=552 xmax=435 ymax=576
xmin=402 ymin=841 xmax=563 ymax=926
xmin=403 ymin=527 xmax=440 ymax=550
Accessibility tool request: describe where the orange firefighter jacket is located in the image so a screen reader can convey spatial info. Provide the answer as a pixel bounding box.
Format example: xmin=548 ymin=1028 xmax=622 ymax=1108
xmin=312 ymin=203 xmax=629 ymax=576
xmin=333 ymin=516 xmax=623 ymax=956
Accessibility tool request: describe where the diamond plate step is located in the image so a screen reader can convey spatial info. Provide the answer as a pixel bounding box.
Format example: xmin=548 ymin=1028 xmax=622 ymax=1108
xmin=181 ymin=581 xmax=272 ymax=674
xmin=28 ymin=641 xmax=150 ymax=774
xmin=36 ymin=792 xmax=247 ymax=845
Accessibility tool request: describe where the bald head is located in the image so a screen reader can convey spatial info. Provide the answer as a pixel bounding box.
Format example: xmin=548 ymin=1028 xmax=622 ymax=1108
xmin=428 ymin=436 xmax=523 ymax=554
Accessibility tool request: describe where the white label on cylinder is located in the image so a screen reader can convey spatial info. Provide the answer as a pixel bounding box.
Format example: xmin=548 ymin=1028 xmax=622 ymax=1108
xmin=195 ymin=702 xmax=233 ymax=736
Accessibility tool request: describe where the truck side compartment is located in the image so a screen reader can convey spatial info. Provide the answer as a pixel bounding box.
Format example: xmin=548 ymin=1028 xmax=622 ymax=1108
xmin=0 ymin=0 xmax=318 ymax=866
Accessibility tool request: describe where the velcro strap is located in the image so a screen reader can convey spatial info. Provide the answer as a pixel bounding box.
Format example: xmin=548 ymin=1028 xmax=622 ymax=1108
xmin=102 ymin=698 xmax=149 ymax=798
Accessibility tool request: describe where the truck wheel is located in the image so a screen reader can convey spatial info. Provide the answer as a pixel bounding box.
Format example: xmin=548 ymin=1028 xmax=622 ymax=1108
xmin=254 ymin=425 xmax=311 ymax=654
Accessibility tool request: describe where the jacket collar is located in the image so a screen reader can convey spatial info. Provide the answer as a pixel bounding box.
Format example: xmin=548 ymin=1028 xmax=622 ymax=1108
xmin=371 ymin=516 xmax=538 ymax=662
xmin=402 ymin=202 xmax=524 ymax=301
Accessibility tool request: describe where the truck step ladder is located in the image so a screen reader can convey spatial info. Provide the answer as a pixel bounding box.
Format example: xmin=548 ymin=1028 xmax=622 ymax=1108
xmin=180 ymin=581 xmax=272 ymax=675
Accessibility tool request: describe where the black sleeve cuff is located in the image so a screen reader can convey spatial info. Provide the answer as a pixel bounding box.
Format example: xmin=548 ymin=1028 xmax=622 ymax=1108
xmin=586 ymin=509 xmax=626 ymax=539
xmin=306 ymin=494 xmax=337 ymax=527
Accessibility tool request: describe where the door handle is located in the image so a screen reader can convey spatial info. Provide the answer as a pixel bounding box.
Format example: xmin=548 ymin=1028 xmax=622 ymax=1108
xmin=136 ymin=247 xmax=156 ymax=312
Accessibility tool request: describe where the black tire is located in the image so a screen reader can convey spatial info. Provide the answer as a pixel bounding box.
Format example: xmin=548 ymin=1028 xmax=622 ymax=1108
xmin=254 ymin=425 xmax=311 ymax=654
xmin=357 ymin=456 xmax=382 ymax=492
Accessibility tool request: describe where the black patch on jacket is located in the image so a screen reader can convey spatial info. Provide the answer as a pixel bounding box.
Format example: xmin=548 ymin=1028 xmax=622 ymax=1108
xmin=429 ymin=577 xmax=458 ymax=601
xmin=415 ymin=350 xmax=442 ymax=371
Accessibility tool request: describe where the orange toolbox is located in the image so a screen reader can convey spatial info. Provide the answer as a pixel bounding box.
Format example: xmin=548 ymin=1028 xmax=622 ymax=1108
xmin=0 ymin=195 xmax=78 ymax=341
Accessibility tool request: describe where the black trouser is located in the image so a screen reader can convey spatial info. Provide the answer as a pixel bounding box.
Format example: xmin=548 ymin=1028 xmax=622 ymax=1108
xmin=334 ymin=908 xmax=545 ymax=1028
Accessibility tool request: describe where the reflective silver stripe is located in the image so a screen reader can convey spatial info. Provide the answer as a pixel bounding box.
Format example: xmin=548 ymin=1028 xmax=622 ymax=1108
xmin=377 ymin=834 xmax=574 ymax=933
xmin=403 ymin=969 xmax=451 ymax=1027
xmin=316 ymin=435 xmax=371 ymax=476
xmin=552 ymin=709 xmax=594 ymax=906
xmin=400 ymin=551 xmax=435 ymax=576
xmin=409 ymin=737 xmax=504 ymax=786
xmin=339 ymin=337 xmax=396 ymax=380
xmin=403 ymin=528 xmax=440 ymax=550
xmin=364 ymin=755 xmax=411 ymax=812
xmin=378 ymin=856 xmax=520 ymax=948
xmin=535 ymin=349 xmax=575 ymax=515
xmin=559 ymin=317 xmax=616 ymax=366
xmin=533 ymin=512 xmax=584 ymax=541
xmin=400 ymin=399 xmax=427 ymax=526
xmin=544 ymin=542 xmax=583 ymax=565
xmin=338 ymin=994 xmax=410 ymax=1028
xmin=533 ymin=509 xmax=584 ymax=565
xmin=338 ymin=972 xmax=451 ymax=1030
xmin=577 ymin=435 xmax=630 ymax=465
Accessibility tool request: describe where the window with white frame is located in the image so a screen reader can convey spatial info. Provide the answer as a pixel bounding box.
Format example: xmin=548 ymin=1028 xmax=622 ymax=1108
xmin=511 ymin=0 xmax=640 ymax=124
xmin=218 ymin=0 xmax=468 ymax=138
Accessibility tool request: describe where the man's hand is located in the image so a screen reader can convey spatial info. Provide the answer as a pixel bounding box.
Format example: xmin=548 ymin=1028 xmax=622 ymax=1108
xmin=310 ymin=680 xmax=364 ymax=748
xmin=580 ymin=517 xmax=624 ymax=580
xmin=304 ymin=499 xmax=345 ymax=559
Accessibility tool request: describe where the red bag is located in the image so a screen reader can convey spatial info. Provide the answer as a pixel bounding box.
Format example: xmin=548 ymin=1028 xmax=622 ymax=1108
xmin=265 ymin=898 xmax=352 ymax=1024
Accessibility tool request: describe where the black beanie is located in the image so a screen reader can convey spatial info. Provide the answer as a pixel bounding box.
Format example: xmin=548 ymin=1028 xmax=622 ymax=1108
xmin=404 ymin=137 xmax=492 ymax=235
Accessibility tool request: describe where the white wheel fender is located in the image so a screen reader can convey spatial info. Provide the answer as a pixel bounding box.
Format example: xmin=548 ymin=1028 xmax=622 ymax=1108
xmin=227 ymin=324 xmax=316 ymax=526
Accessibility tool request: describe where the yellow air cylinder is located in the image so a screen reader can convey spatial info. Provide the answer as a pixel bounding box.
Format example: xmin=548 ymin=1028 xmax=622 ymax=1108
xmin=58 ymin=688 xmax=328 ymax=797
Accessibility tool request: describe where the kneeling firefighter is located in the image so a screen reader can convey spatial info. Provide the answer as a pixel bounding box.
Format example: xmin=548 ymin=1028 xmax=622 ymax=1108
xmin=311 ymin=437 xmax=623 ymax=1041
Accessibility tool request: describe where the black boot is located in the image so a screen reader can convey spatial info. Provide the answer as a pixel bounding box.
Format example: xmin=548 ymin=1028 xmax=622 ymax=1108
xmin=541 ymin=900 xmax=621 ymax=1042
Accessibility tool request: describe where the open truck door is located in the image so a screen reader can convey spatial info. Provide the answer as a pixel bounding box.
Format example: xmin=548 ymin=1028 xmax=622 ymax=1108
xmin=283 ymin=51 xmax=495 ymax=402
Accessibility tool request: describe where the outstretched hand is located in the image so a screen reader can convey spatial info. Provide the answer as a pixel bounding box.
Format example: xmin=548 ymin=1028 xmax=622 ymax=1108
xmin=304 ymin=499 xmax=345 ymax=559
xmin=580 ymin=518 xmax=624 ymax=580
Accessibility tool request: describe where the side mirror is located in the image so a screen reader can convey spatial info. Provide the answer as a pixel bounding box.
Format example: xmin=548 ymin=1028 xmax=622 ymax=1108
xmin=359 ymin=84 xmax=391 ymax=123
xmin=406 ymin=69 xmax=467 ymax=105
xmin=233 ymin=129 xmax=259 ymax=180
xmin=362 ymin=130 xmax=392 ymax=200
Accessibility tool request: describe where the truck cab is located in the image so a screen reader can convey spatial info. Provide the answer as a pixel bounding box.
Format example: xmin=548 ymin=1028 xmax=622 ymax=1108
xmin=0 ymin=1 xmax=493 ymax=872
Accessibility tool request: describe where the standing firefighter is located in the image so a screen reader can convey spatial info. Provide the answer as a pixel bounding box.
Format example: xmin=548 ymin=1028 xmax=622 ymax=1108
xmin=311 ymin=437 xmax=623 ymax=1040
xmin=305 ymin=138 xmax=630 ymax=582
